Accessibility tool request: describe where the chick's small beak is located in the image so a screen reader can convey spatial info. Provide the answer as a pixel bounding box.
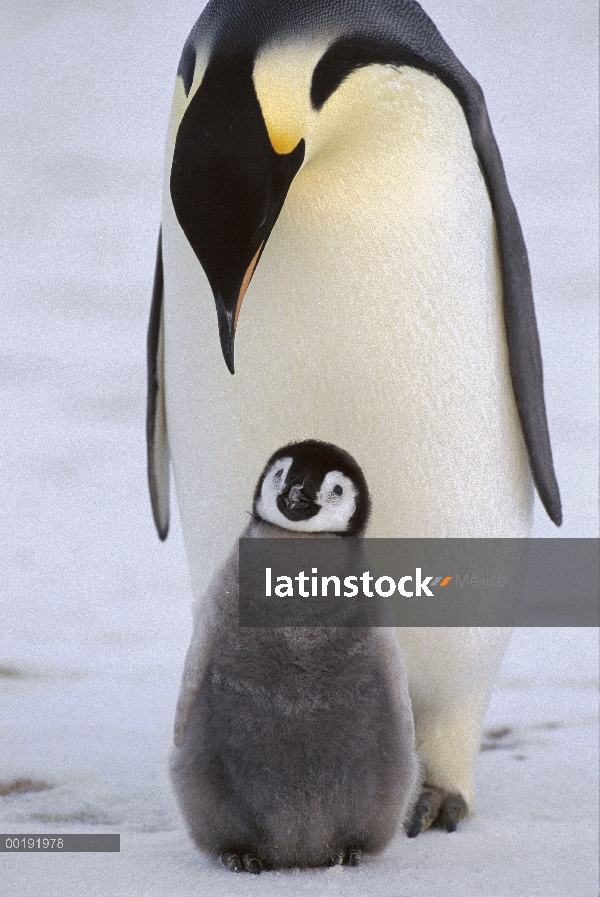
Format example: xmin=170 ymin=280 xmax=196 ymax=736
xmin=283 ymin=483 xmax=312 ymax=511
xmin=276 ymin=478 xmax=322 ymax=523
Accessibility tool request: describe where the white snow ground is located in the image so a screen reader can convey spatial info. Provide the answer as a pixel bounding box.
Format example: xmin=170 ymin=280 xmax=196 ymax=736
xmin=0 ymin=2 xmax=598 ymax=896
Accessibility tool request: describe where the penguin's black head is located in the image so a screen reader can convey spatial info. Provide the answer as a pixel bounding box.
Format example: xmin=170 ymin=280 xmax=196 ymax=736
xmin=170 ymin=8 xmax=443 ymax=376
xmin=171 ymin=51 xmax=305 ymax=374
xmin=253 ymin=440 xmax=371 ymax=536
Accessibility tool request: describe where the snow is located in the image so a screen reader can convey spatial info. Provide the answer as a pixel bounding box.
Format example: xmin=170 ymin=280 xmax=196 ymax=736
xmin=0 ymin=1 xmax=597 ymax=895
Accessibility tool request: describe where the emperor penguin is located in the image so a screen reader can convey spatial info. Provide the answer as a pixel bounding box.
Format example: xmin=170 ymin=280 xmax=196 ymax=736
xmin=148 ymin=0 xmax=562 ymax=835
xmin=171 ymin=440 xmax=419 ymax=872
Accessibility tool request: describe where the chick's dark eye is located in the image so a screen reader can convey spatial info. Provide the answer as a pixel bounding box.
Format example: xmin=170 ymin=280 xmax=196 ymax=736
xmin=333 ymin=485 xmax=343 ymax=496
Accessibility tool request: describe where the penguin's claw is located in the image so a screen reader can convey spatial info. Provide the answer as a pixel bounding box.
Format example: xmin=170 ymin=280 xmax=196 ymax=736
xmin=242 ymin=853 xmax=263 ymax=874
xmin=406 ymin=785 xmax=467 ymax=837
xmin=406 ymin=785 xmax=444 ymax=837
xmin=220 ymin=852 xmax=243 ymax=872
xmin=438 ymin=793 xmax=468 ymax=833
xmin=327 ymin=847 xmax=362 ymax=867
xmin=346 ymin=848 xmax=362 ymax=866
xmin=220 ymin=851 xmax=263 ymax=873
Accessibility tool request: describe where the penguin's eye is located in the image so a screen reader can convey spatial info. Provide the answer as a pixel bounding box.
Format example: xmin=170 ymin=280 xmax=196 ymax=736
xmin=332 ymin=485 xmax=343 ymax=496
xmin=273 ymin=468 xmax=284 ymax=484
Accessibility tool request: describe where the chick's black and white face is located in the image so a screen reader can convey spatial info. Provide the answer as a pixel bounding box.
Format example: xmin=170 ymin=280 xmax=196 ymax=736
xmin=253 ymin=441 xmax=370 ymax=535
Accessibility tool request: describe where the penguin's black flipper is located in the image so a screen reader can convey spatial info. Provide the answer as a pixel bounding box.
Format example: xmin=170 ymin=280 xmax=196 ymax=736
xmin=310 ymin=6 xmax=562 ymax=526
xmin=147 ymin=229 xmax=170 ymax=540
xmin=456 ymin=79 xmax=562 ymax=527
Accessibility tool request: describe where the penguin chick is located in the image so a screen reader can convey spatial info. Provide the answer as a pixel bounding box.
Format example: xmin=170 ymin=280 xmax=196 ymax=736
xmin=253 ymin=438 xmax=371 ymax=535
xmin=171 ymin=440 xmax=419 ymax=872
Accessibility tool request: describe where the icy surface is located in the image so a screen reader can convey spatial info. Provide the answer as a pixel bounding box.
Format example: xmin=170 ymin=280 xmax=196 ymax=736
xmin=0 ymin=1 xmax=597 ymax=895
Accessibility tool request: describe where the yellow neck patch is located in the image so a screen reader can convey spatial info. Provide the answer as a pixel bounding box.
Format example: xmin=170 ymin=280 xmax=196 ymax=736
xmin=265 ymin=127 xmax=303 ymax=156
xmin=253 ymin=42 xmax=324 ymax=156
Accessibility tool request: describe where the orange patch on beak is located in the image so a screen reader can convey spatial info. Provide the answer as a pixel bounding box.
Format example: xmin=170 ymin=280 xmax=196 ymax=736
xmin=234 ymin=241 xmax=264 ymax=331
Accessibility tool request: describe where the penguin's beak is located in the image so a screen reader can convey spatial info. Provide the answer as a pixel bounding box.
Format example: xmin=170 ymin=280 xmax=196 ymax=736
xmin=169 ymin=59 xmax=305 ymax=375
xmin=215 ymin=242 xmax=264 ymax=374
xmin=215 ymin=295 xmax=235 ymax=375
xmin=277 ymin=481 xmax=320 ymax=522
xmin=283 ymin=483 xmax=312 ymax=511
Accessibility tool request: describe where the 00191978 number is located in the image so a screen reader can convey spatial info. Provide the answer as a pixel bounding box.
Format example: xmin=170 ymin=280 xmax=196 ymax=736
xmin=5 ymin=837 xmax=64 ymax=849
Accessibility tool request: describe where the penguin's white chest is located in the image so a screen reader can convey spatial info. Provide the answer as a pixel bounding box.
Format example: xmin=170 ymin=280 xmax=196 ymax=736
xmin=162 ymin=68 xmax=532 ymax=592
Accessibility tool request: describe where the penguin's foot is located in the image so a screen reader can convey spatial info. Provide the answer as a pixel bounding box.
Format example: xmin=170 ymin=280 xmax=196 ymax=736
xmin=406 ymin=785 xmax=468 ymax=837
xmin=242 ymin=853 xmax=263 ymax=874
xmin=220 ymin=852 xmax=243 ymax=872
xmin=220 ymin=851 xmax=263 ymax=874
xmin=327 ymin=847 xmax=363 ymax=867
xmin=347 ymin=848 xmax=362 ymax=866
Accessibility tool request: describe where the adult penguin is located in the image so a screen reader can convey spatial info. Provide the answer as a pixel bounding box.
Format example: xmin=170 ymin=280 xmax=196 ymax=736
xmin=148 ymin=0 xmax=562 ymax=835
